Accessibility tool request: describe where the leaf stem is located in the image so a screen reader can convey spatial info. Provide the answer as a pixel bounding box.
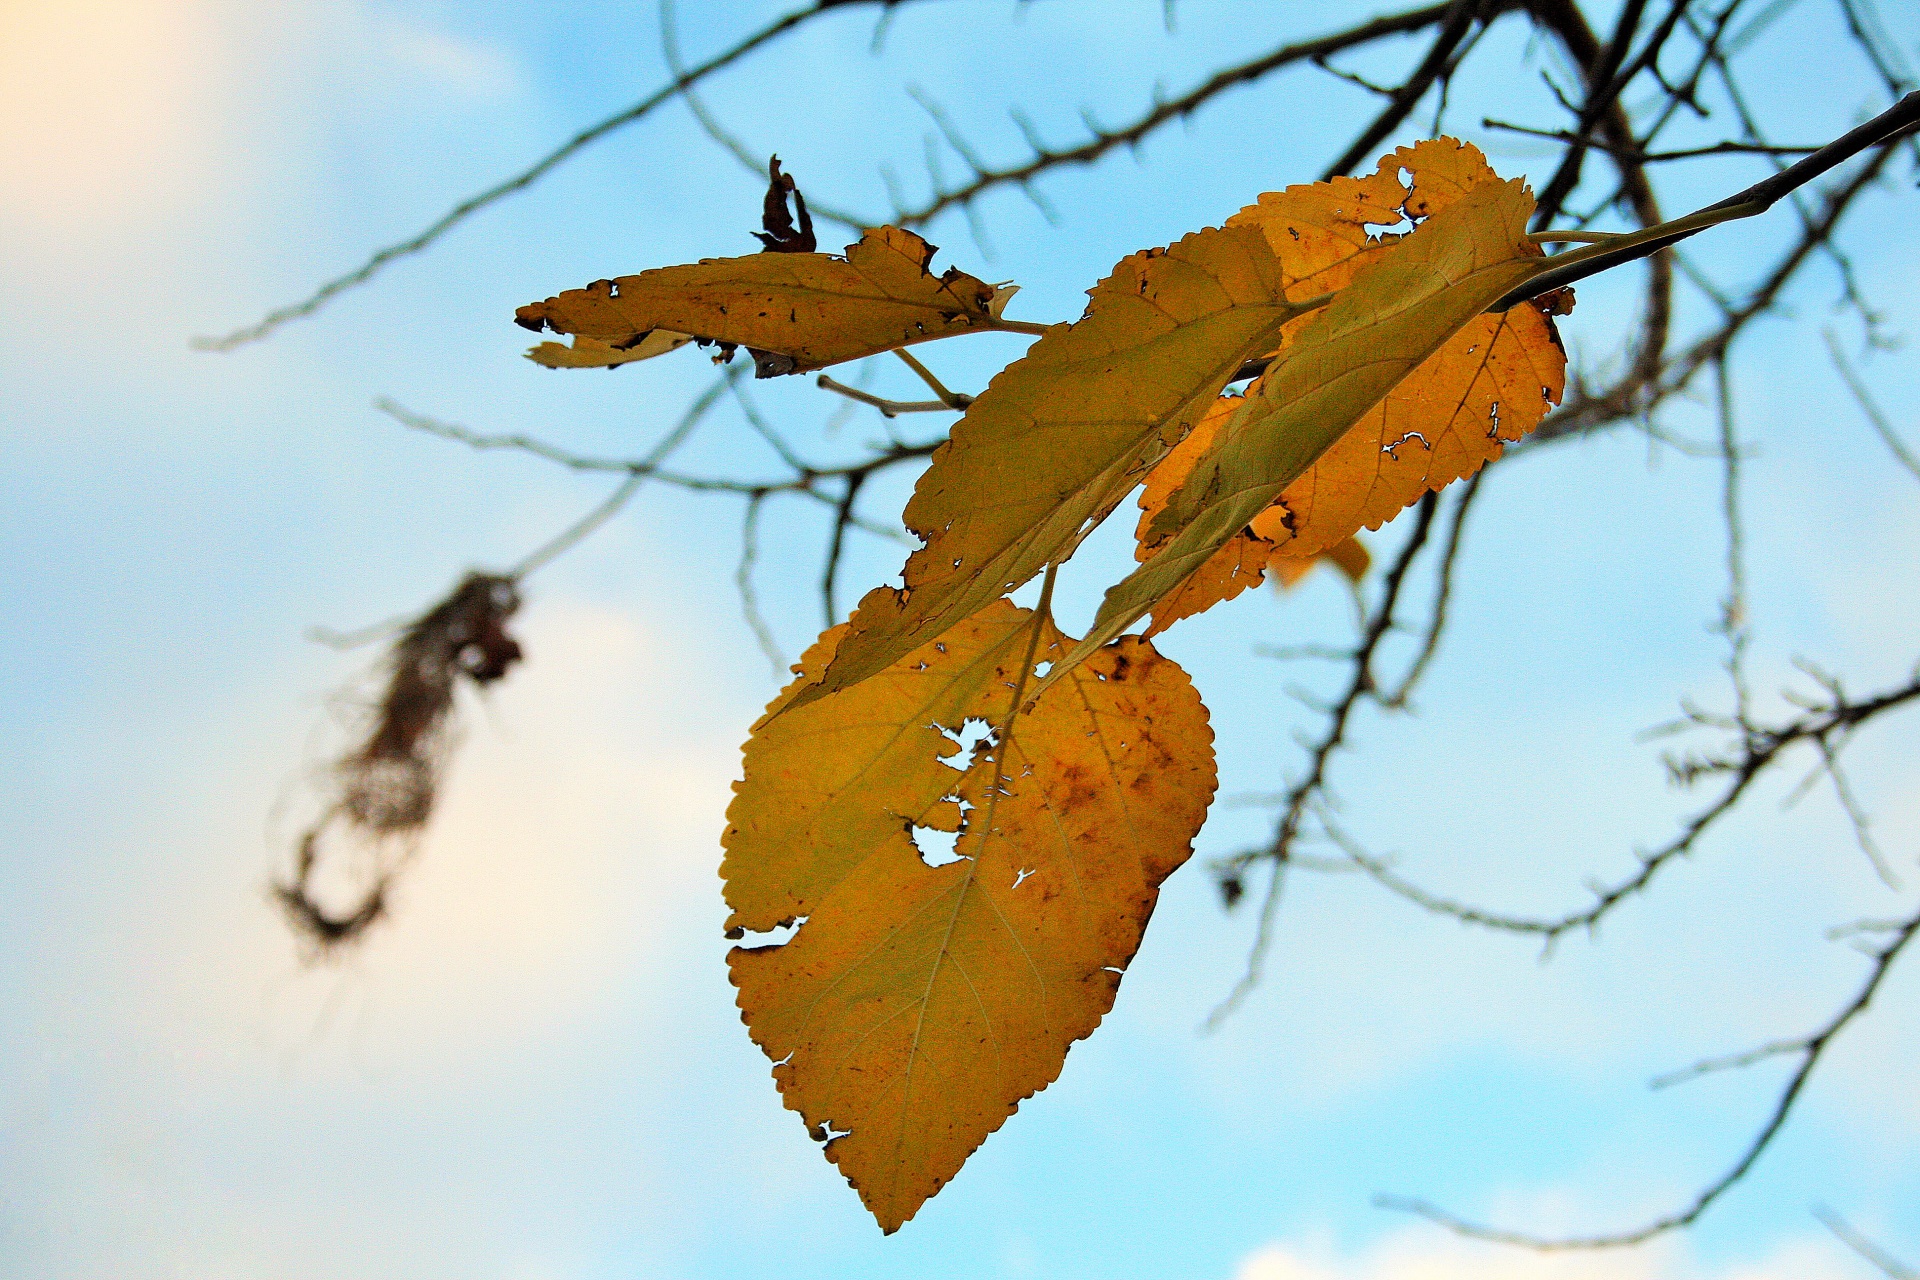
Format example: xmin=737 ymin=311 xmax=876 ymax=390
xmin=815 ymin=374 xmax=957 ymax=417
xmin=893 ymin=348 xmax=973 ymax=409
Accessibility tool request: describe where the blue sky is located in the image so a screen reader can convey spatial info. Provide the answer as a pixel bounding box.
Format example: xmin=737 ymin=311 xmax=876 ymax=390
xmin=2 ymin=2 xmax=1917 ymax=1277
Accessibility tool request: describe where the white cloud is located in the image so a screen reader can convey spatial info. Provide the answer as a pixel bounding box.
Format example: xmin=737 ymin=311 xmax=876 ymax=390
xmin=1235 ymin=1228 xmax=1860 ymax=1280
xmin=363 ymin=10 xmax=523 ymax=99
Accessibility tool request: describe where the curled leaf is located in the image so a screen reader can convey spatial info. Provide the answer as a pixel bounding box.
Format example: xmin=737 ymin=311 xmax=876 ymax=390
xmin=522 ymin=329 xmax=693 ymax=371
xmin=754 ymin=154 xmax=817 ymax=254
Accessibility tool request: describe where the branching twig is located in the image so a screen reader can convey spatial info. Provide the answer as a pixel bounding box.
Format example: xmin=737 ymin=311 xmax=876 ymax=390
xmin=1377 ymin=902 xmax=1920 ymax=1248
xmin=195 ymin=0 xmax=916 ymax=350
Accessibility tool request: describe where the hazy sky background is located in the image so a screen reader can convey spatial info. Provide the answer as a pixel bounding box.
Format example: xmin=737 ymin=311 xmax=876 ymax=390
xmin=2 ymin=2 xmax=1917 ymax=1277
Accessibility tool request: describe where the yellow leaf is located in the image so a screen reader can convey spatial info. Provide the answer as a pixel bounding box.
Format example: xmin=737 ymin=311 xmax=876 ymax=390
xmin=788 ymin=222 xmax=1309 ymax=711
xmin=1128 ymin=394 xmax=1371 ymax=627
xmin=724 ymin=600 xmax=1214 ymax=1232
xmin=1244 ymin=301 xmax=1563 ymax=558
xmin=1047 ymin=175 xmax=1548 ymax=686
xmin=1151 ymin=138 xmax=1566 ymax=561
xmin=515 ymin=226 xmax=1001 ymax=374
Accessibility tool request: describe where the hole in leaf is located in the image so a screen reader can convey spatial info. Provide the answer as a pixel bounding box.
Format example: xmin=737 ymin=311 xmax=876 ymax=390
xmin=1012 ymin=867 xmax=1035 ymax=888
xmin=1033 ymin=660 xmax=1053 ymax=678
xmin=932 ymin=718 xmax=994 ymax=770
xmin=911 ymin=824 xmax=966 ymax=867
xmin=810 ymin=1119 xmax=852 ymax=1144
xmin=1381 ymin=431 xmax=1431 ymax=460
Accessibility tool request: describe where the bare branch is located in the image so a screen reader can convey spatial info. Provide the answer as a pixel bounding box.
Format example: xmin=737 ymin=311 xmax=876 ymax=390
xmin=1378 ymin=902 xmax=1920 ymax=1248
xmin=889 ymin=1 xmax=1470 ymax=227
xmin=1815 ymin=1204 xmax=1919 ymax=1280
xmin=194 ymin=0 xmax=915 ymax=350
xmin=1825 ymin=329 xmax=1920 ymax=485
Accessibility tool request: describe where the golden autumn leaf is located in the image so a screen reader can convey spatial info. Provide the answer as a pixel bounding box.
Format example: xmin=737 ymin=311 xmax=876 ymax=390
xmin=1140 ymin=140 xmax=1565 ymax=573
xmin=1046 ymin=174 xmax=1550 ymax=685
xmin=515 ymin=225 xmax=1002 ymax=375
xmin=723 ymin=600 xmax=1215 ymax=1232
xmin=786 ymin=222 xmax=1313 ymax=713
xmin=1219 ymin=140 xmax=1566 ymax=560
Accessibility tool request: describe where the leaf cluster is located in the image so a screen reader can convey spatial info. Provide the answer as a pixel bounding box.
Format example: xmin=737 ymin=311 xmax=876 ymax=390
xmin=521 ymin=140 xmax=1573 ymax=1229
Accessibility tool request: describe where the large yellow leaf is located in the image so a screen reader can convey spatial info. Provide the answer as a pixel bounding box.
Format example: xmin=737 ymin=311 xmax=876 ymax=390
xmin=724 ymin=600 xmax=1214 ymax=1232
xmin=1046 ymin=175 xmax=1549 ymax=685
xmin=1213 ymin=139 xmax=1565 ymax=559
xmin=515 ymin=226 xmax=1001 ymax=374
xmin=785 ymin=222 xmax=1310 ymax=713
xmin=1143 ymin=139 xmax=1565 ymax=565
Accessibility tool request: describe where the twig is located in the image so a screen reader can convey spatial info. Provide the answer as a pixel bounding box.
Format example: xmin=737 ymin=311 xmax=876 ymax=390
xmin=1825 ymin=329 xmax=1920 ymax=485
xmin=889 ymin=1 xmax=1469 ymax=227
xmin=509 ymin=369 xmax=734 ymax=579
xmin=1331 ymin=673 xmax=1920 ymax=944
xmin=1377 ymin=902 xmax=1920 ymax=1248
xmin=1381 ymin=469 xmax=1487 ymax=708
xmin=816 ymin=374 xmax=956 ymax=416
xmin=1815 ymin=1204 xmax=1918 ymax=1280
xmin=1208 ymin=493 xmax=1443 ymax=1026
xmin=193 ymin=1 xmax=912 ymax=351
xmin=738 ymin=494 xmax=788 ymax=676
xmin=660 ymin=0 xmax=865 ymax=233
xmin=892 ymin=348 xmax=974 ymax=409
xmin=1492 ymin=90 xmax=1920 ymax=309
xmin=1320 ymin=0 xmax=1487 ymax=180
xmin=1483 ymin=118 xmax=1823 ymax=161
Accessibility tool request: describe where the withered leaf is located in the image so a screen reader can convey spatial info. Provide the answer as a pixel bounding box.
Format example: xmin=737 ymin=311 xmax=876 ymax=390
xmin=1047 ymin=174 xmax=1549 ymax=684
xmin=1204 ymin=138 xmax=1567 ymax=560
xmin=517 ymin=226 xmax=1000 ymax=375
xmin=754 ymin=154 xmax=817 ymax=254
xmin=724 ymin=600 xmax=1214 ymax=1232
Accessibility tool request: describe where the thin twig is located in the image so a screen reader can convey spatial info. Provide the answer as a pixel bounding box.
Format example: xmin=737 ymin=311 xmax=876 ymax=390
xmin=194 ymin=0 xmax=904 ymax=350
xmin=509 ymin=369 xmax=734 ymax=578
xmin=1825 ymin=329 xmax=1920 ymax=485
xmin=1815 ymin=1204 xmax=1918 ymax=1280
xmin=1378 ymin=903 xmax=1920 ymax=1248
